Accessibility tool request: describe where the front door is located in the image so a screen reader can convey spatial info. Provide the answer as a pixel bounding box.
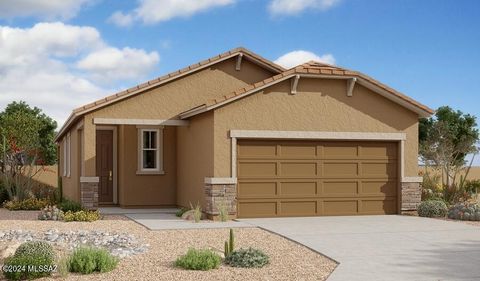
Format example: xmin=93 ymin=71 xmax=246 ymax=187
xmin=96 ymin=130 xmax=114 ymax=204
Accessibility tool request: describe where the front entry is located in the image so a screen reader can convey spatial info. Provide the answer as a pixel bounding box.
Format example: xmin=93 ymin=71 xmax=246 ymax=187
xmin=96 ymin=130 xmax=114 ymax=204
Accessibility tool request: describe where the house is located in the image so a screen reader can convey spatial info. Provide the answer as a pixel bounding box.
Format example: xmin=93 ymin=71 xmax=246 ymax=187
xmin=55 ymin=47 xmax=433 ymax=218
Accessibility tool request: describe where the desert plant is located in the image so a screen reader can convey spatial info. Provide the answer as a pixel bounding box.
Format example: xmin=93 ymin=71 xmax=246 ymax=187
xmin=68 ymin=247 xmax=118 ymax=274
xmin=448 ymin=202 xmax=480 ymax=221
xmin=57 ymin=199 xmax=83 ymax=213
xmin=216 ymin=201 xmax=229 ymax=222
xmin=38 ymin=205 xmax=64 ymax=221
xmin=15 ymin=241 xmax=55 ymax=263
xmin=189 ymin=202 xmax=202 ymax=223
xmin=64 ymin=210 xmax=101 ymax=222
xmin=175 ymin=248 xmax=221 ymax=271
xmin=56 ymin=254 xmax=70 ymax=278
xmin=224 ymin=228 xmax=235 ymax=257
xmin=175 ymin=207 xmax=188 ymax=217
xmin=417 ymin=200 xmax=448 ymax=218
xmin=3 ymin=241 xmax=56 ymax=280
xmin=225 ymin=248 xmax=270 ymax=268
xmin=3 ymin=198 xmax=50 ymax=210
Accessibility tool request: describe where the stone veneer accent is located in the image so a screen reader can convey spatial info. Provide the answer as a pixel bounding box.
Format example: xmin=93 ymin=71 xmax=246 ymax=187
xmin=401 ymin=182 xmax=422 ymax=211
xmin=204 ymin=183 xmax=237 ymax=217
xmin=80 ymin=181 xmax=99 ymax=210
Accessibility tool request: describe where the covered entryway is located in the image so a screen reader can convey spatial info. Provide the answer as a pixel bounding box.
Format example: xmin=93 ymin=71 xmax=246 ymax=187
xmin=237 ymin=140 xmax=398 ymax=218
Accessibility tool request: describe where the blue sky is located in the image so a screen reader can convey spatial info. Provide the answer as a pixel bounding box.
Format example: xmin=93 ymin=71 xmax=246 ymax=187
xmin=0 ymin=0 xmax=479 ymax=131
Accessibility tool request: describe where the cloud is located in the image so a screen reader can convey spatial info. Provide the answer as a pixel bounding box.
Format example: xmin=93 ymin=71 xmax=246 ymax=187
xmin=0 ymin=22 xmax=160 ymax=126
xmin=274 ymin=50 xmax=336 ymax=69
xmin=0 ymin=0 xmax=92 ymax=20
xmin=77 ymin=47 xmax=160 ymax=81
xmin=268 ymin=0 xmax=341 ymax=16
xmin=109 ymin=0 xmax=235 ymax=26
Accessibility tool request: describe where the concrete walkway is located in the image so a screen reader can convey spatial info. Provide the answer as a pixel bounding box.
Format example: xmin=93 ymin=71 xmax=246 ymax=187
xmin=239 ymin=215 xmax=480 ymax=281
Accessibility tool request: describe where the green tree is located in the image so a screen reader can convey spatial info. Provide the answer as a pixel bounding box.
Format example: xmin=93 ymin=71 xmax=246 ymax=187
xmin=419 ymin=106 xmax=479 ymax=189
xmin=0 ymin=101 xmax=57 ymax=200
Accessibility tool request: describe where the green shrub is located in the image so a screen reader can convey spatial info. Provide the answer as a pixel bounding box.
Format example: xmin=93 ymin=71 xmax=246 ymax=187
xmin=68 ymin=247 xmax=118 ymax=274
xmin=189 ymin=202 xmax=202 ymax=223
xmin=464 ymin=180 xmax=480 ymax=196
xmin=15 ymin=241 xmax=55 ymax=262
xmin=216 ymin=201 xmax=229 ymax=222
xmin=175 ymin=249 xmax=221 ymax=271
xmin=3 ymin=198 xmax=50 ymax=210
xmin=64 ymin=210 xmax=101 ymax=222
xmin=175 ymin=207 xmax=188 ymax=217
xmin=38 ymin=205 xmax=64 ymax=221
xmin=57 ymin=199 xmax=83 ymax=213
xmin=417 ymin=200 xmax=448 ymax=218
xmin=225 ymin=248 xmax=269 ymax=268
xmin=3 ymin=254 xmax=55 ymax=280
xmin=448 ymin=202 xmax=480 ymax=221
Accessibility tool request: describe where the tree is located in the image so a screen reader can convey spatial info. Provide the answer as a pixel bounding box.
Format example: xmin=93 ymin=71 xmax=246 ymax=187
xmin=0 ymin=101 xmax=57 ymax=200
xmin=419 ymin=106 xmax=479 ymax=191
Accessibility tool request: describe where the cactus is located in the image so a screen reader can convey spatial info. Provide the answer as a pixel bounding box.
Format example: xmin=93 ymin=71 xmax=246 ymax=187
xmin=224 ymin=229 xmax=235 ymax=257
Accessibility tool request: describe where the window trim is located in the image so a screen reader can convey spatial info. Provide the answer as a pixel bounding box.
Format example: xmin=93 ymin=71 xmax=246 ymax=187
xmin=137 ymin=127 xmax=164 ymax=175
xmin=63 ymin=133 xmax=71 ymax=177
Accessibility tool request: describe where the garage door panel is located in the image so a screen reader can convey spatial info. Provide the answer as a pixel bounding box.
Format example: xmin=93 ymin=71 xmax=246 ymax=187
xmin=362 ymin=162 xmax=397 ymax=177
xmin=323 ymin=162 xmax=358 ymax=177
xmin=323 ymin=200 xmax=358 ymax=215
xmin=238 ymin=201 xmax=277 ymax=218
xmin=280 ymin=182 xmax=317 ymax=196
xmin=238 ymin=182 xmax=276 ymax=197
xmin=361 ymin=181 xmax=397 ymax=196
xmin=237 ymin=140 xmax=398 ymax=218
xmin=280 ymin=201 xmax=317 ymax=216
xmin=238 ymin=162 xmax=277 ymax=177
xmin=323 ymin=181 xmax=358 ymax=196
xmin=280 ymin=162 xmax=317 ymax=176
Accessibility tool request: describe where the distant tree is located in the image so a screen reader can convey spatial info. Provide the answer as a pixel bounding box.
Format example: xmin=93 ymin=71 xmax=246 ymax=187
xmin=419 ymin=106 xmax=479 ymax=189
xmin=0 ymin=101 xmax=57 ymax=200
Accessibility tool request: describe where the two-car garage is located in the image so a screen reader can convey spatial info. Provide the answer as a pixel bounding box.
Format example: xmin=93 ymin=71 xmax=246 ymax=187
xmin=236 ymin=140 xmax=399 ymax=218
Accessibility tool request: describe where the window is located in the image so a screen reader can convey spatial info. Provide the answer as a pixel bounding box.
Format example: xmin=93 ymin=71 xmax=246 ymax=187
xmin=63 ymin=133 xmax=71 ymax=177
xmin=138 ymin=128 xmax=163 ymax=174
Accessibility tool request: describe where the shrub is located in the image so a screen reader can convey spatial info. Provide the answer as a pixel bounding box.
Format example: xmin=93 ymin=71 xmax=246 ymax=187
xmin=216 ymin=201 xmax=229 ymax=222
xmin=64 ymin=210 xmax=101 ymax=222
xmin=0 ymin=181 xmax=9 ymax=205
xmin=38 ymin=205 xmax=64 ymax=221
xmin=3 ymin=241 xmax=56 ymax=280
xmin=57 ymin=199 xmax=83 ymax=213
xmin=3 ymin=198 xmax=50 ymax=210
xmin=189 ymin=202 xmax=202 ymax=223
xmin=3 ymin=254 xmax=55 ymax=280
xmin=464 ymin=179 xmax=480 ymax=196
xmin=417 ymin=200 xmax=448 ymax=218
xmin=175 ymin=249 xmax=221 ymax=271
xmin=421 ymin=173 xmax=443 ymax=201
xmin=448 ymin=202 xmax=480 ymax=221
xmin=15 ymin=241 xmax=55 ymax=262
xmin=225 ymin=248 xmax=270 ymax=268
xmin=68 ymin=247 xmax=118 ymax=274
xmin=175 ymin=207 xmax=188 ymax=217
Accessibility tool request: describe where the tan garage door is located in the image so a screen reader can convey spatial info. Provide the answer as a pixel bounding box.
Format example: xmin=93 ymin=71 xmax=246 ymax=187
xmin=237 ymin=140 xmax=398 ymax=218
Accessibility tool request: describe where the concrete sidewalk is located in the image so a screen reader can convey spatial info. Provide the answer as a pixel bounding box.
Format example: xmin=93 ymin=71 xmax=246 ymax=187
xmin=240 ymin=215 xmax=480 ymax=281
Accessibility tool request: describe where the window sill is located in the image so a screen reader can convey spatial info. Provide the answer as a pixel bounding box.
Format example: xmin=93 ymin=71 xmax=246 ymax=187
xmin=136 ymin=170 xmax=165 ymax=175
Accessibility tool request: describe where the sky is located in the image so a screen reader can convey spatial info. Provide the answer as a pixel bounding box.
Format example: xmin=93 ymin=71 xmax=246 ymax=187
xmin=0 ymin=1 xmax=479 ymax=145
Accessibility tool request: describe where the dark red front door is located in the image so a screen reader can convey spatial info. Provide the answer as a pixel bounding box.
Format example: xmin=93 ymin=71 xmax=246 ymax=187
xmin=96 ymin=130 xmax=113 ymax=203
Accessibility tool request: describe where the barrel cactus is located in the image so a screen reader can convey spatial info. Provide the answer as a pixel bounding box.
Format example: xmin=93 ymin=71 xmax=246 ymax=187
xmin=417 ymin=200 xmax=448 ymax=218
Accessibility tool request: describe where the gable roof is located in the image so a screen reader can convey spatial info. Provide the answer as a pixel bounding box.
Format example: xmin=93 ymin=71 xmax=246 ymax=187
xmin=55 ymin=47 xmax=286 ymax=141
xmin=179 ymin=61 xmax=434 ymax=119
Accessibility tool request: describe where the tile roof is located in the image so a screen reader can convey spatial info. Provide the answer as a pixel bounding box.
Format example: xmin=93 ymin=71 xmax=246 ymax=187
xmin=182 ymin=61 xmax=433 ymax=117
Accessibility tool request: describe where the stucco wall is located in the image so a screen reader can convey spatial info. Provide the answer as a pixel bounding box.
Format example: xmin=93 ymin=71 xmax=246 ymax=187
xmin=176 ymin=112 xmax=214 ymax=208
xmin=82 ymin=58 xmax=274 ymax=177
xmin=213 ymin=78 xmax=420 ymax=178
xmin=117 ymin=125 xmax=176 ymax=207
xmin=60 ymin=126 xmax=81 ymax=202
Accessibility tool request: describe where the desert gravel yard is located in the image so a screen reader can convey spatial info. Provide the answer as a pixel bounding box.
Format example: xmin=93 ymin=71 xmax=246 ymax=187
xmin=0 ymin=209 xmax=337 ymax=281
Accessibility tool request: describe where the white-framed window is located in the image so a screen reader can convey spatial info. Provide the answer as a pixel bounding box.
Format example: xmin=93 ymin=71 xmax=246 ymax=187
xmin=137 ymin=127 xmax=164 ymax=174
xmin=63 ymin=133 xmax=71 ymax=177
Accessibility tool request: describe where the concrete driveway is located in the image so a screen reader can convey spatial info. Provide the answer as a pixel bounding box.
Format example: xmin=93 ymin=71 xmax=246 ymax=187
xmin=239 ymin=215 xmax=480 ymax=281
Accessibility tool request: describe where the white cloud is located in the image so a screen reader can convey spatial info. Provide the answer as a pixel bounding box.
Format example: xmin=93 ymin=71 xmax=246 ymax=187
xmin=109 ymin=0 xmax=235 ymax=26
xmin=77 ymin=47 xmax=160 ymax=81
xmin=268 ymin=0 xmax=341 ymax=16
xmin=274 ymin=50 xmax=336 ymax=69
xmin=0 ymin=22 xmax=160 ymax=126
xmin=0 ymin=0 xmax=92 ymax=20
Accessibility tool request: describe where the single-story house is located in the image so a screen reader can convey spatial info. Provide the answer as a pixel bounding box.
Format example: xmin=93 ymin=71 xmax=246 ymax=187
xmin=55 ymin=47 xmax=433 ymax=218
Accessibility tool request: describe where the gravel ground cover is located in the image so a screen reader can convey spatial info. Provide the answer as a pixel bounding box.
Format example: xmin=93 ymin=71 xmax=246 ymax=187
xmin=0 ymin=209 xmax=337 ymax=280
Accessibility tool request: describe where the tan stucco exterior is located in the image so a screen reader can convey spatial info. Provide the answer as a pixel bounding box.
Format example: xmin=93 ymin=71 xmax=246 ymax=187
xmin=60 ymin=125 xmax=81 ymax=202
xmin=212 ymin=78 xmax=419 ymax=177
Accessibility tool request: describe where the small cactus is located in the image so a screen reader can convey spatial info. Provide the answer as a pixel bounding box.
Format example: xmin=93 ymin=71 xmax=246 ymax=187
xmin=224 ymin=229 xmax=235 ymax=257
xmin=224 ymin=241 xmax=230 ymax=256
